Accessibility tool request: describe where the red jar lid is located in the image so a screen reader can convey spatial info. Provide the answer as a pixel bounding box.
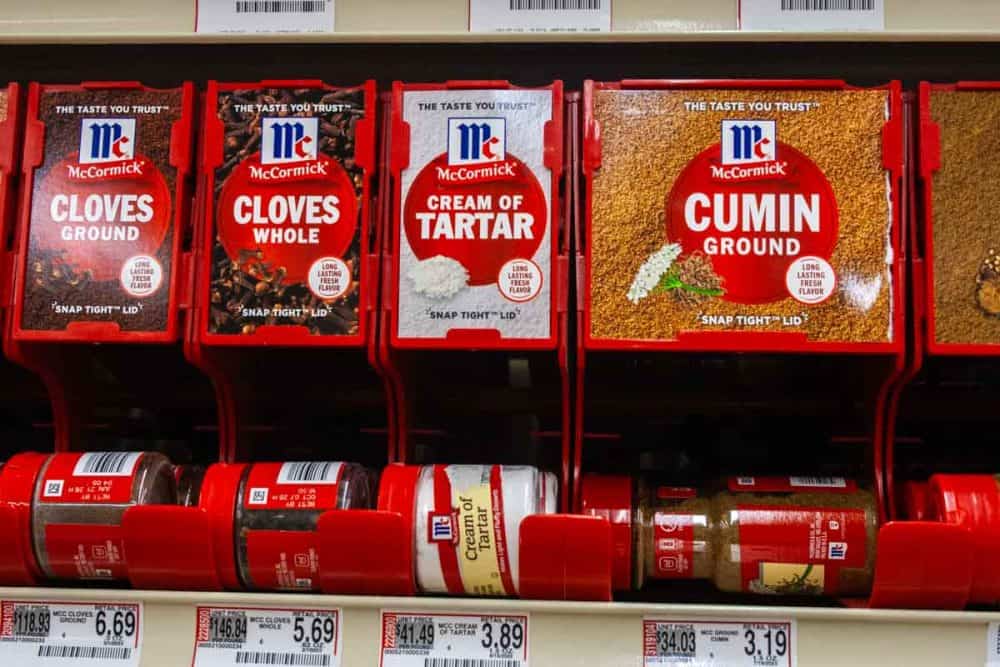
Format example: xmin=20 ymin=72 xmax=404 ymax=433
xmin=579 ymin=474 xmax=632 ymax=592
xmin=199 ymin=463 xmax=246 ymax=591
xmin=377 ymin=464 xmax=421 ymax=555
xmin=0 ymin=452 xmax=49 ymax=584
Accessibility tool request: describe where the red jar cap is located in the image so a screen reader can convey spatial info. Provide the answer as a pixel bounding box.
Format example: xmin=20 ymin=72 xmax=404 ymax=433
xmin=579 ymin=474 xmax=632 ymax=592
xmin=0 ymin=452 xmax=48 ymax=584
xmin=377 ymin=463 xmax=420 ymax=549
xmin=200 ymin=463 xmax=247 ymax=591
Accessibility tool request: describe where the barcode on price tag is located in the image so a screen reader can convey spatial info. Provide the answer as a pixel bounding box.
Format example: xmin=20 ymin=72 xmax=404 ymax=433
xmin=380 ymin=612 xmax=528 ymax=667
xmin=196 ymin=0 xmax=335 ymax=33
xmin=0 ymin=600 xmax=142 ymax=667
xmin=739 ymin=0 xmax=883 ymax=31
xmin=469 ymin=0 xmax=610 ymax=33
xmin=643 ymin=618 xmax=795 ymax=666
xmin=192 ymin=607 xmax=340 ymax=667
xmin=986 ymin=622 xmax=1000 ymax=666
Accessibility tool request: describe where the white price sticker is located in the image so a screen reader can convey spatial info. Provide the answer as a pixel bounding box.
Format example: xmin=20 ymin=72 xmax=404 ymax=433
xmin=739 ymin=0 xmax=884 ymax=31
xmin=643 ymin=619 xmax=795 ymax=667
xmin=196 ymin=0 xmax=335 ymax=33
xmin=192 ymin=607 xmax=341 ymax=667
xmin=470 ymin=0 xmax=610 ymax=33
xmin=380 ymin=612 xmax=528 ymax=667
xmin=0 ymin=600 xmax=142 ymax=667
xmin=986 ymin=622 xmax=1000 ymax=666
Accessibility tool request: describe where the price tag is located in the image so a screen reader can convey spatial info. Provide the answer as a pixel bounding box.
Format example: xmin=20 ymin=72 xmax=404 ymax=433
xmin=643 ymin=618 xmax=795 ymax=667
xmin=192 ymin=607 xmax=340 ymax=667
xmin=0 ymin=600 xmax=142 ymax=667
xmin=196 ymin=0 xmax=335 ymax=34
xmin=986 ymin=622 xmax=1000 ymax=666
xmin=739 ymin=0 xmax=884 ymax=31
xmin=470 ymin=0 xmax=610 ymax=33
xmin=380 ymin=612 xmax=528 ymax=667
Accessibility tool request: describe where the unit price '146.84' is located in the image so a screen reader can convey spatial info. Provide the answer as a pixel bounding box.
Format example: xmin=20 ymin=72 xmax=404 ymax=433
xmin=644 ymin=619 xmax=795 ymax=667
xmin=380 ymin=612 xmax=528 ymax=667
xmin=0 ymin=600 xmax=142 ymax=667
xmin=192 ymin=607 xmax=340 ymax=667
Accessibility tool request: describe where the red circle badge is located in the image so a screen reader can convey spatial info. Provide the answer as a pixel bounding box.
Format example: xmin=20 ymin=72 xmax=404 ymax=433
xmin=666 ymin=141 xmax=839 ymax=305
xmin=35 ymin=154 xmax=171 ymax=281
xmin=216 ymin=155 xmax=358 ymax=284
xmin=403 ymin=153 xmax=546 ymax=286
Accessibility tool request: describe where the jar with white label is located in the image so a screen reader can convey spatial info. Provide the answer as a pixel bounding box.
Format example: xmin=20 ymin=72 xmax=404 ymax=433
xmin=232 ymin=461 xmax=374 ymax=591
xmin=31 ymin=451 xmax=177 ymax=582
xmin=380 ymin=464 xmax=558 ymax=597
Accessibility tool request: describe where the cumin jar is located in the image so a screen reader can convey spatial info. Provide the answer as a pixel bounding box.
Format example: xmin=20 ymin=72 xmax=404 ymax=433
xmin=583 ymin=475 xmax=878 ymax=597
xmin=379 ymin=464 xmax=558 ymax=596
xmin=202 ymin=461 xmax=374 ymax=592
xmin=30 ymin=451 xmax=176 ymax=582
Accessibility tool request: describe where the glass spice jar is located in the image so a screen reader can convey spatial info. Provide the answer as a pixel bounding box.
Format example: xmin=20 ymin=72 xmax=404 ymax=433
xmin=32 ymin=451 xmax=177 ymax=582
xmin=232 ymin=461 xmax=374 ymax=592
xmin=589 ymin=475 xmax=878 ymax=597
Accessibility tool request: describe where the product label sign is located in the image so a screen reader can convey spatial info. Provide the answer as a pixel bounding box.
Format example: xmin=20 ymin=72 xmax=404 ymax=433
xmin=196 ymin=0 xmax=335 ymax=33
xmin=192 ymin=607 xmax=340 ymax=667
xmin=398 ymin=88 xmax=554 ymax=342
xmin=25 ymin=89 xmax=182 ymax=333
xmin=210 ymin=86 xmax=364 ymax=337
xmin=591 ymin=88 xmax=893 ymax=344
xmin=740 ymin=0 xmax=884 ymax=32
xmin=0 ymin=601 xmax=142 ymax=667
xmin=380 ymin=612 xmax=527 ymax=667
xmin=987 ymin=622 xmax=1000 ymax=666
xmin=643 ymin=619 xmax=795 ymax=667
xmin=470 ymin=0 xmax=610 ymax=33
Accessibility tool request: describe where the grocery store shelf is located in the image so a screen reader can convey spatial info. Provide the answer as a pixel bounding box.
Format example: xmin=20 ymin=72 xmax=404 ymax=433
xmin=1 ymin=587 xmax=997 ymax=666
xmin=3 ymin=0 xmax=1000 ymax=42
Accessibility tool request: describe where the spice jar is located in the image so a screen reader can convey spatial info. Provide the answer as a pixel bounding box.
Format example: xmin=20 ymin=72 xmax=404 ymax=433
xmin=32 ymin=451 xmax=177 ymax=581
xmin=174 ymin=464 xmax=206 ymax=507
xmin=584 ymin=475 xmax=878 ymax=597
xmin=228 ymin=461 xmax=374 ymax=592
xmin=379 ymin=464 xmax=558 ymax=597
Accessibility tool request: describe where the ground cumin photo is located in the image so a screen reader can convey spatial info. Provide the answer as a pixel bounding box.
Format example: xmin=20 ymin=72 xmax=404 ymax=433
xmin=929 ymin=89 xmax=1000 ymax=345
xmin=587 ymin=84 xmax=895 ymax=344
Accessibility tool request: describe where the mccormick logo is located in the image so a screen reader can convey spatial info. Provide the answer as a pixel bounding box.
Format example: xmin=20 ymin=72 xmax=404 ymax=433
xmin=262 ymin=117 xmax=318 ymax=165
xmin=79 ymin=118 xmax=136 ymax=164
xmin=447 ymin=117 xmax=505 ymax=166
xmin=428 ymin=512 xmax=456 ymax=543
xmin=721 ymin=120 xmax=776 ymax=165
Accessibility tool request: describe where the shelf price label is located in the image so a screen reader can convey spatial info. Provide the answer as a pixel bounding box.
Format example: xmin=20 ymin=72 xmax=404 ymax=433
xmin=643 ymin=618 xmax=795 ymax=666
xmin=0 ymin=600 xmax=142 ymax=666
xmin=470 ymin=0 xmax=611 ymax=33
xmin=739 ymin=0 xmax=884 ymax=31
xmin=196 ymin=0 xmax=335 ymax=34
xmin=192 ymin=607 xmax=341 ymax=667
xmin=380 ymin=612 xmax=528 ymax=667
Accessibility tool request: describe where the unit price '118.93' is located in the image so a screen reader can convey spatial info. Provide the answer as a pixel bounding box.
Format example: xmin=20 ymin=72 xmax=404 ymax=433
xmin=0 ymin=600 xmax=142 ymax=667
xmin=644 ymin=619 xmax=795 ymax=667
xmin=380 ymin=612 xmax=528 ymax=667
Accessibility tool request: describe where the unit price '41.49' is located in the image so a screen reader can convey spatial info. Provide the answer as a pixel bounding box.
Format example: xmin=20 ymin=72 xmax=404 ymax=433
xmin=644 ymin=619 xmax=795 ymax=667
xmin=192 ymin=607 xmax=340 ymax=667
xmin=0 ymin=600 xmax=142 ymax=667
xmin=380 ymin=612 xmax=528 ymax=667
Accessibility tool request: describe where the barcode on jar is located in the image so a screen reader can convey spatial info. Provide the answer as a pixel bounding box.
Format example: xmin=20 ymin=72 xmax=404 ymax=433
xmin=37 ymin=645 xmax=132 ymax=659
xmin=789 ymin=476 xmax=847 ymax=488
xmin=277 ymin=462 xmax=341 ymax=484
xmin=423 ymin=661 xmax=522 ymax=667
xmin=780 ymin=0 xmax=875 ymax=9
xmin=73 ymin=452 xmax=141 ymax=476
xmin=508 ymin=0 xmax=601 ymax=9
xmin=234 ymin=0 xmax=327 ymax=13
xmin=235 ymin=652 xmax=330 ymax=665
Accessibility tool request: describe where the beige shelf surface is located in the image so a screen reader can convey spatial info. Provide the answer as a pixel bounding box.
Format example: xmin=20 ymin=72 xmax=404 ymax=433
xmin=0 ymin=586 xmax=997 ymax=666
xmin=1 ymin=0 xmax=1000 ymax=41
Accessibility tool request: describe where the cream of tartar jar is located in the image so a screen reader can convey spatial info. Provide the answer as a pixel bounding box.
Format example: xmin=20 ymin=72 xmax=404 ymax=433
xmin=379 ymin=463 xmax=558 ymax=597
xmin=31 ymin=451 xmax=177 ymax=582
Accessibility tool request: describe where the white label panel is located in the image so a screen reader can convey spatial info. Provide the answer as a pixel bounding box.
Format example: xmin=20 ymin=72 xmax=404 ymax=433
xmin=192 ymin=607 xmax=341 ymax=666
xmin=380 ymin=612 xmax=528 ymax=667
xmin=196 ymin=0 xmax=335 ymax=33
xmin=470 ymin=0 xmax=610 ymax=33
xmin=740 ymin=0 xmax=884 ymax=31
xmin=643 ymin=618 xmax=796 ymax=667
xmin=0 ymin=601 xmax=142 ymax=667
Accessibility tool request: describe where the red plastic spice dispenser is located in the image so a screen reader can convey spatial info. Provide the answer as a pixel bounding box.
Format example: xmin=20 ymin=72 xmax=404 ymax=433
xmin=0 ymin=83 xmax=20 ymax=291
xmin=389 ymin=81 xmax=564 ymax=349
xmin=0 ymin=451 xmax=176 ymax=585
xmin=11 ymin=81 xmax=195 ymax=342
xmin=199 ymin=461 xmax=374 ymax=592
xmin=379 ymin=464 xmax=558 ymax=596
xmin=197 ymin=80 xmax=376 ymax=346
